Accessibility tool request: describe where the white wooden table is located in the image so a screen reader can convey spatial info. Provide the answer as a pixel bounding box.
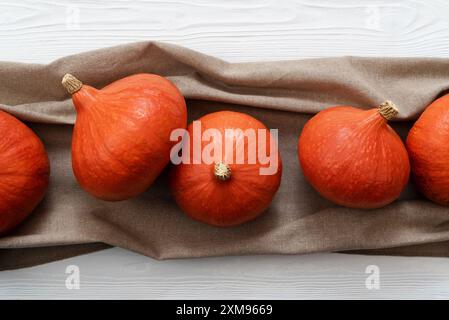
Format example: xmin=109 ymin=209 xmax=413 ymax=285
xmin=1 ymin=0 xmax=449 ymax=300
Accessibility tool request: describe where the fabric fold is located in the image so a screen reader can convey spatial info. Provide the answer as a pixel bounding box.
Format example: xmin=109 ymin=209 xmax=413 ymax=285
xmin=1 ymin=41 xmax=449 ymax=270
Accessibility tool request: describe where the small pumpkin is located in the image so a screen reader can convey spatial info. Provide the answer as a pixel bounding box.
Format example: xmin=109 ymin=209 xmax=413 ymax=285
xmin=62 ymin=73 xmax=187 ymax=201
xmin=298 ymin=101 xmax=410 ymax=209
xmin=407 ymin=94 xmax=449 ymax=205
xmin=170 ymin=111 xmax=282 ymax=227
xmin=0 ymin=110 xmax=50 ymax=235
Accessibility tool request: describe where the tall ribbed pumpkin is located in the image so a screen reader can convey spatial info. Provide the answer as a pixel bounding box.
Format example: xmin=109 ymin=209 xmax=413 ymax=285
xmin=170 ymin=111 xmax=282 ymax=227
xmin=407 ymin=94 xmax=449 ymax=205
xmin=298 ymin=101 xmax=410 ymax=209
xmin=62 ymin=73 xmax=187 ymax=201
xmin=0 ymin=110 xmax=50 ymax=235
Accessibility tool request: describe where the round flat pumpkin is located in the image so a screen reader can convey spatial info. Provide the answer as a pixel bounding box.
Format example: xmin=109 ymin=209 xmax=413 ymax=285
xmin=170 ymin=111 xmax=282 ymax=227
xmin=298 ymin=101 xmax=410 ymax=209
xmin=62 ymin=73 xmax=187 ymax=201
xmin=407 ymin=94 xmax=449 ymax=205
xmin=0 ymin=110 xmax=50 ymax=235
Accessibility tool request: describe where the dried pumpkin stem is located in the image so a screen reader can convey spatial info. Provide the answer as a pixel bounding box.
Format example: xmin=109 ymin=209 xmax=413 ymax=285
xmin=214 ymin=162 xmax=231 ymax=181
xmin=378 ymin=100 xmax=398 ymax=121
xmin=62 ymin=74 xmax=83 ymax=95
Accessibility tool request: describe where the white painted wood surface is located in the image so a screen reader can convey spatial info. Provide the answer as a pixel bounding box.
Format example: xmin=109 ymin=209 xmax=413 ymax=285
xmin=1 ymin=0 xmax=449 ymax=299
xmin=2 ymin=248 xmax=449 ymax=300
xmin=3 ymin=0 xmax=449 ymax=64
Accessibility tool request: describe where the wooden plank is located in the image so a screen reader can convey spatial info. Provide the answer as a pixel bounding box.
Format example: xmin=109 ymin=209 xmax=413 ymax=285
xmin=1 ymin=248 xmax=449 ymax=299
xmin=1 ymin=0 xmax=449 ymax=63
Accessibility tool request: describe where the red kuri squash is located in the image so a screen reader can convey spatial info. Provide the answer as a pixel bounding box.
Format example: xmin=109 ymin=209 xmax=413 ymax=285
xmin=0 ymin=110 xmax=50 ymax=235
xmin=298 ymin=101 xmax=410 ymax=209
xmin=169 ymin=111 xmax=282 ymax=227
xmin=407 ymin=94 xmax=449 ymax=205
xmin=62 ymin=73 xmax=187 ymax=201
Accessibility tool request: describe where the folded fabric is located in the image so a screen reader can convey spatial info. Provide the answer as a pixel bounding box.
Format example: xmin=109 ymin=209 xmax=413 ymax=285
xmin=1 ymin=41 xmax=449 ymax=270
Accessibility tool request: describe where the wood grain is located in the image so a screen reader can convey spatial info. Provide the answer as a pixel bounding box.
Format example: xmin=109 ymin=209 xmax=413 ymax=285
xmin=1 ymin=248 xmax=449 ymax=299
xmin=2 ymin=0 xmax=449 ymax=63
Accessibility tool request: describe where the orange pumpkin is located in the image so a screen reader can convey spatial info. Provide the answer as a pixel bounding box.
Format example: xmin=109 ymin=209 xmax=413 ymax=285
xmin=0 ymin=110 xmax=50 ymax=235
xmin=298 ymin=101 xmax=410 ymax=209
xmin=170 ymin=111 xmax=282 ymax=227
xmin=62 ymin=73 xmax=187 ymax=201
xmin=407 ymin=94 xmax=449 ymax=205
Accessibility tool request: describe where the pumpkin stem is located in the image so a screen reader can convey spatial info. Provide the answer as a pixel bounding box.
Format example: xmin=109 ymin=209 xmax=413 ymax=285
xmin=378 ymin=101 xmax=398 ymax=121
xmin=214 ymin=162 xmax=231 ymax=181
xmin=62 ymin=74 xmax=83 ymax=95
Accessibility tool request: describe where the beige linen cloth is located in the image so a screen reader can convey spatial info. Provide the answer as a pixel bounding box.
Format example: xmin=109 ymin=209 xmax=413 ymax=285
xmin=1 ymin=41 xmax=449 ymax=270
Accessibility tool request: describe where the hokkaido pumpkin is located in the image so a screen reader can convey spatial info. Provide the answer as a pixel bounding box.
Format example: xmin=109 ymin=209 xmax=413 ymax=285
xmin=0 ymin=110 xmax=50 ymax=235
xmin=407 ymin=94 xmax=449 ymax=205
xmin=298 ymin=101 xmax=410 ymax=209
xmin=169 ymin=111 xmax=282 ymax=227
xmin=62 ymin=73 xmax=187 ymax=201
